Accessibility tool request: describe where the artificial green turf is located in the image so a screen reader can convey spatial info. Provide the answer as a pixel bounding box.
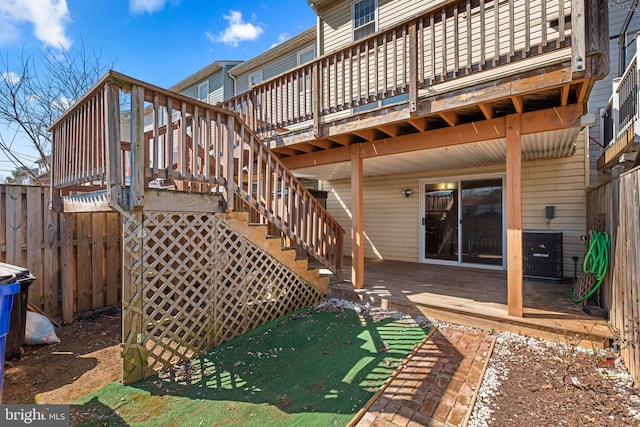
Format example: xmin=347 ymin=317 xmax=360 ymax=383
xmin=72 ymin=305 xmax=429 ymax=426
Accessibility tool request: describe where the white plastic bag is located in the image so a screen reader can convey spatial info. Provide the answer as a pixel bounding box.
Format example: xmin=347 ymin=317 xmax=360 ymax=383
xmin=24 ymin=311 xmax=60 ymax=345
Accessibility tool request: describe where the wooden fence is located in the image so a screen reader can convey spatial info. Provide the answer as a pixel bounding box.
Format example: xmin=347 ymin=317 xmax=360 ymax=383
xmin=587 ymin=167 xmax=640 ymax=385
xmin=0 ymin=185 xmax=121 ymax=321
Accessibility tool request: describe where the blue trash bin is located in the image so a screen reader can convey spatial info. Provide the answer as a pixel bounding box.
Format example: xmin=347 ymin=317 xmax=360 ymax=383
xmin=0 ymin=272 xmax=20 ymax=403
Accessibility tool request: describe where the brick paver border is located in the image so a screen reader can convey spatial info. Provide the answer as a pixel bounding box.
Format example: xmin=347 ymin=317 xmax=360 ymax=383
xmin=351 ymin=325 xmax=496 ymax=427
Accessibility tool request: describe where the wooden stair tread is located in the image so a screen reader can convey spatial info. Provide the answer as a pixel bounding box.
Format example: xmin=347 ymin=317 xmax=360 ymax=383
xmin=218 ymin=211 xmax=330 ymax=294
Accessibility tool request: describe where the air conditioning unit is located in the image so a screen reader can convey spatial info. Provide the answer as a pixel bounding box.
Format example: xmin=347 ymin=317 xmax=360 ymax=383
xmin=523 ymin=230 xmax=563 ymax=283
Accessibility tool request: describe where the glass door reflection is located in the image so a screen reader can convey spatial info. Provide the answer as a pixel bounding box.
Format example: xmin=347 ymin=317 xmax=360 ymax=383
xmin=460 ymin=179 xmax=503 ymax=266
xmin=424 ymin=183 xmax=458 ymax=262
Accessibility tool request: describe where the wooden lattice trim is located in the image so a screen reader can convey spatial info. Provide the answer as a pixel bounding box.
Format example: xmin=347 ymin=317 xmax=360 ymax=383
xmin=120 ymin=210 xmax=323 ymax=385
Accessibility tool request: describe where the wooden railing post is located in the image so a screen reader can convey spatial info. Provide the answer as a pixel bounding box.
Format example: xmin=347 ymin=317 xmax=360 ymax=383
xmin=225 ymin=115 xmax=235 ymax=212
xmin=312 ymin=61 xmax=321 ymax=137
xmin=571 ymin=0 xmax=586 ymax=75
xmin=129 ymin=86 xmax=145 ymax=210
xmin=104 ymin=83 xmax=123 ymax=209
xmin=408 ymin=21 xmax=418 ymax=115
xmin=612 ymin=77 xmax=621 ymax=142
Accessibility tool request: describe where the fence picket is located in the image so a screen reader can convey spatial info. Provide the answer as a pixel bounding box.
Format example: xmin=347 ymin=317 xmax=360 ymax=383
xmin=0 ymin=185 xmax=121 ymax=319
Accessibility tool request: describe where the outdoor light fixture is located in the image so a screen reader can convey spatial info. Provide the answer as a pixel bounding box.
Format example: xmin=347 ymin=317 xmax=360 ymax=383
xmin=401 ymin=189 xmax=413 ymax=197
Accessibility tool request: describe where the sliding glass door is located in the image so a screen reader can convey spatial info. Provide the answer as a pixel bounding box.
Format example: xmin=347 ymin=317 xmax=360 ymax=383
xmin=421 ymin=176 xmax=504 ymax=268
xmin=423 ymin=182 xmax=458 ymax=261
xmin=460 ymin=179 xmax=503 ymax=266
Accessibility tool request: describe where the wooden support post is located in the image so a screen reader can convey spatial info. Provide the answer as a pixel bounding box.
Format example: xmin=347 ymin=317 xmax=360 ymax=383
xmin=121 ymin=211 xmax=148 ymax=385
xmin=506 ymin=114 xmax=523 ymax=317
xmin=225 ymin=115 xmax=235 ymax=212
xmin=586 ymin=0 xmax=609 ymax=78
xmin=61 ymin=213 xmax=75 ymax=324
xmin=351 ymin=144 xmax=364 ymax=289
xmin=104 ymin=83 xmax=123 ymax=209
xmin=408 ymin=22 xmax=418 ymax=116
xmin=129 ymin=86 xmax=145 ymax=209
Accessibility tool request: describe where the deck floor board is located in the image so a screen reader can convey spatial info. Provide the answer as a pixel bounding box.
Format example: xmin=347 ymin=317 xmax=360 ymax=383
xmin=330 ymin=258 xmax=612 ymax=343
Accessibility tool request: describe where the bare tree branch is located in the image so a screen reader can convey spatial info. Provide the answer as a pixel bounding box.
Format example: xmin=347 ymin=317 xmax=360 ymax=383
xmin=0 ymin=41 xmax=115 ymax=176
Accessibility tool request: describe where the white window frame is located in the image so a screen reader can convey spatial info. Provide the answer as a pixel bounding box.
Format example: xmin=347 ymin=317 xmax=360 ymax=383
xmin=249 ymin=70 xmax=263 ymax=87
xmin=197 ymin=81 xmax=209 ymax=102
xmin=297 ymin=47 xmax=315 ymax=65
xmin=352 ymin=0 xmax=378 ymax=41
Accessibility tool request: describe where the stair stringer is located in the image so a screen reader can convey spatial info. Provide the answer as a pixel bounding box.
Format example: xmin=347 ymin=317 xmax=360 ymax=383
xmin=218 ymin=211 xmax=330 ymax=294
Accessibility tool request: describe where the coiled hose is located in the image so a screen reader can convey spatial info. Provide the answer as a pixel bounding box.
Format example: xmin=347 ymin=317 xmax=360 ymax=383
xmin=570 ymin=230 xmax=610 ymax=303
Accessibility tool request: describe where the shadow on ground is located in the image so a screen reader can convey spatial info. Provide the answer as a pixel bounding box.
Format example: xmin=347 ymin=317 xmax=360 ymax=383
xmin=71 ymin=306 xmax=429 ymax=426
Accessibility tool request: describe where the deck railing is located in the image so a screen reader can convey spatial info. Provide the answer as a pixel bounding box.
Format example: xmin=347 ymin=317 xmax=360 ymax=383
xmin=598 ymin=33 xmax=640 ymax=169
xmin=221 ymin=0 xmax=580 ymax=138
xmin=49 ymin=71 xmax=344 ymax=276
xmin=614 ymin=52 xmax=638 ymax=144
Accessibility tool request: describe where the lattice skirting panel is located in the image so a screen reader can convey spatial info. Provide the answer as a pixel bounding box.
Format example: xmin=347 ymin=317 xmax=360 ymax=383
xmin=121 ymin=211 xmax=323 ymax=384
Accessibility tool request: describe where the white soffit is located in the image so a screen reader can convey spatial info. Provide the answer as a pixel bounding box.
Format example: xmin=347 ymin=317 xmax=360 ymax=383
xmin=292 ymin=128 xmax=581 ymax=180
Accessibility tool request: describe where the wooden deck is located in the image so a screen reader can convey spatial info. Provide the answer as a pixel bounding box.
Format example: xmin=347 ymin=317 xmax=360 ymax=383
xmin=329 ymin=258 xmax=613 ymax=348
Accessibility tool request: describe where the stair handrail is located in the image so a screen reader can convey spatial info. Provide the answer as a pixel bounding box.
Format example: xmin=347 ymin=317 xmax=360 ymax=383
xmin=49 ymin=70 xmax=344 ymax=277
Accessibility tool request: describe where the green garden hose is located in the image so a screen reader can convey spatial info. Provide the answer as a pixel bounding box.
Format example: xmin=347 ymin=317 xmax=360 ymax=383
xmin=570 ymin=230 xmax=610 ymax=303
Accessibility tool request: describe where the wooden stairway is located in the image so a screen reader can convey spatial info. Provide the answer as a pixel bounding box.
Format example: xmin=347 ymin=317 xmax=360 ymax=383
xmin=218 ymin=211 xmax=330 ymax=294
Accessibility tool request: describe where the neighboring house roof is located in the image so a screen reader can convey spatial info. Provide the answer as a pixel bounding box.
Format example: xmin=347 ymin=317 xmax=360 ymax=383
xmin=170 ymin=60 xmax=243 ymax=93
xmin=229 ymin=27 xmax=316 ymax=77
xmin=307 ymin=0 xmax=341 ymax=14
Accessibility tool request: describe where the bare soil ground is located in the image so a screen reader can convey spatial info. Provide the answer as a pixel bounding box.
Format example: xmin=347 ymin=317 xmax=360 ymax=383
xmin=3 ymin=303 xmax=640 ymax=427
xmin=3 ymin=306 xmax=121 ymax=405
xmin=469 ymin=332 xmax=640 ymax=426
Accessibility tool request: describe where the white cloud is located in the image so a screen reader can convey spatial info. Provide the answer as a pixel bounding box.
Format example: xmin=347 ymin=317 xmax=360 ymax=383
xmin=0 ymin=0 xmax=71 ymax=49
xmin=207 ymin=10 xmax=264 ymax=47
xmin=1 ymin=71 xmax=21 ymax=85
xmin=129 ymin=0 xmax=169 ymax=14
xmin=51 ymin=95 xmax=72 ymax=111
xmin=270 ymin=32 xmax=290 ymax=48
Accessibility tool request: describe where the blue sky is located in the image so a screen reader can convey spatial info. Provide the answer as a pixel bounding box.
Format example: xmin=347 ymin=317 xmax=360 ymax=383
xmin=0 ymin=0 xmax=317 ymax=176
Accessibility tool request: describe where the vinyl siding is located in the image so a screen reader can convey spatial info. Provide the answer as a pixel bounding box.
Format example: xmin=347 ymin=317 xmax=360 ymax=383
xmin=319 ymin=0 xmax=561 ymax=56
xmin=322 ymin=131 xmax=587 ymax=277
xmin=587 ymin=7 xmax=640 ymax=187
xmin=178 ymin=71 xmax=226 ymax=104
xmin=234 ymin=40 xmax=317 ymax=94
xmin=223 ymin=65 xmax=236 ymax=100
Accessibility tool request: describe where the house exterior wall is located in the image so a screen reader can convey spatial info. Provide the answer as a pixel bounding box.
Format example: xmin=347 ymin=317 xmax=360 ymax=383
xmin=223 ymin=64 xmax=236 ymax=100
xmin=587 ymin=6 xmax=640 ymax=187
xmin=319 ymin=0 xmax=439 ymax=54
xmin=234 ymin=39 xmax=317 ymax=94
xmin=317 ymin=0 xmax=556 ymax=56
xmin=322 ymin=131 xmax=588 ymax=277
xmin=179 ymin=71 xmax=226 ymax=105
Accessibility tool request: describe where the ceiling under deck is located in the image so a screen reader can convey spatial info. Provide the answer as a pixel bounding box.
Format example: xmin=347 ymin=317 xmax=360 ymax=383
xmin=292 ymin=127 xmax=582 ymax=181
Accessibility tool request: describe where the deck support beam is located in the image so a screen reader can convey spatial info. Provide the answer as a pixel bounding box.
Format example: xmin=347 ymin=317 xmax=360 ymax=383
xmin=506 ymin=114 xmax=523 ymax=317
xmin=351 ymin=144 xmax=365 ymax=289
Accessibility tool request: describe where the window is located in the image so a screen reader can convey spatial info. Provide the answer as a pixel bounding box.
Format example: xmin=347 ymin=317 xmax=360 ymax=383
xmin=197 ymin=81 xmax=209 ymax=102
xmin=249 ymin=70 xmax=263 ymax=87
xmin=297 ymin=47 xmax=315 ymax=65
xmin=353 ymin=0 xmax=377 ymax=41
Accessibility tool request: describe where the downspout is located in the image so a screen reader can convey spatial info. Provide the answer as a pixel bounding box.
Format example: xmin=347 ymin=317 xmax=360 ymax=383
xmin=229 ymin=71 xmax=237 ymax=98
xmin=618 ymin=0 xmax=640 ymax=76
